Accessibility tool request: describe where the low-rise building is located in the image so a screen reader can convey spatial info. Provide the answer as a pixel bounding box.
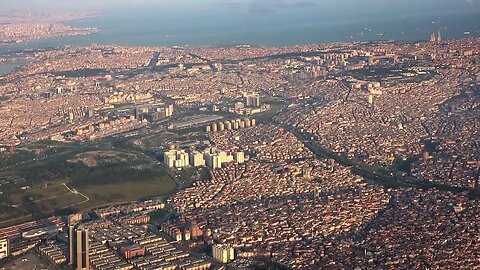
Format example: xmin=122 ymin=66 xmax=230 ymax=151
xmin=0 ymin=238 xmax=9 ymax=260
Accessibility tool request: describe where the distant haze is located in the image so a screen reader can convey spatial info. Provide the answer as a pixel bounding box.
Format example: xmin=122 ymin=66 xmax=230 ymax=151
xmin=1 ymin=0 xmax=480 ymax=48
xmin=3 ymin=0 xmax=480 ymax=15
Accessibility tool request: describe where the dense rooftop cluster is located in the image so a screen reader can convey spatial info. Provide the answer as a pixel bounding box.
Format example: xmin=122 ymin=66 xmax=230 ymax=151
xmin=210 ymin=124 xmax=313 ymax=161
xmin=350 ymin=189 xmax=480 ymax=270
xmin=275 ymin=67 xmax=473 ymax=166
xmin=1 ymin=35 xmax=479 ymax=269
xmin=169 ymin=124 xmax=389 ymax=269
xmin=412 ymin=85 xmax=480 ymax=189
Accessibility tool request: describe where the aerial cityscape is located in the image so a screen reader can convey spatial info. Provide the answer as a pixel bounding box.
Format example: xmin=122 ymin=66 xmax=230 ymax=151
xmin=0 ymin=1 xmax=479 ymax=270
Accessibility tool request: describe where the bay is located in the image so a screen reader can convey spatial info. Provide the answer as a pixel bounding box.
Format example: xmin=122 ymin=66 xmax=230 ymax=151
xmin=0 ymin=4 xmax=479 ymax=56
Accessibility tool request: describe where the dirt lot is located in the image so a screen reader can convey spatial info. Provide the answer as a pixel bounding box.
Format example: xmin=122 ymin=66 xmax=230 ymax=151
xmin=1 ymin=252 xmax=50 ymax=270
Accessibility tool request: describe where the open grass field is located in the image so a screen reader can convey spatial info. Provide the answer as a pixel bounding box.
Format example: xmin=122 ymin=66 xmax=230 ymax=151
xmin=77 ymin=176 xmax=176 ymax=210
xmin=0 ymin=171 xmax=176 ymax=227
xmin=0 ymin=172 xmax=176 ymax=227
xmin=0 ymin=182 xmax=88 ymax=226
xmin=0 ymin=138 xmax=178 ymax=227
xmin=8 ymin=183 xmax=71 ymax=205
xmin=0 ymin=204 xmax=26 ymax=224
xmin=17 ymin=192 xmax=87 ymax=213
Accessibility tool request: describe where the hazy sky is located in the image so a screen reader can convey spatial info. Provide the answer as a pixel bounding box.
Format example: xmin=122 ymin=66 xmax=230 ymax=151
xmin=1 ymin=0 xmax=479 ymax=47
xmin=2 ymin=0 xmax=480 ymax=31
xmin=3 ymin=0 xmax=480 ymax=14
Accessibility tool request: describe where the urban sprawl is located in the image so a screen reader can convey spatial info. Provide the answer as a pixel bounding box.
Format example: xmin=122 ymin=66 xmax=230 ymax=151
xmin=0 ymin=29 xmax=479 ymax=270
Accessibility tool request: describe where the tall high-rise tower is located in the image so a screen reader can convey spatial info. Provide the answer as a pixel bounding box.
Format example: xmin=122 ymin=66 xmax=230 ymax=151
xmin=437 ymin=30 xmax=442 ymax=42
xmin=212 ymin=244 xmax=235 ymax=263
xmin=246 ymin=93 xmax=261 ymax=107
xmin=368 ymin=94 xmax=374 ymax=105
xmin=69 ymin=225 xmax=90 ymax=270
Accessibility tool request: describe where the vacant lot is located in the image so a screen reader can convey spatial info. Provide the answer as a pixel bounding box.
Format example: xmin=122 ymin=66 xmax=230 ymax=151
xmin=0 ymin=252 xmax=50 ymax=270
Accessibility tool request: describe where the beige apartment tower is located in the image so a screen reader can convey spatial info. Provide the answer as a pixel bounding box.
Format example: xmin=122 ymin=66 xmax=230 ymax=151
xmin=69 ymin=225 xmax=90 ymax=270
xmin=212 ymin=244 xmax=235 ymax=263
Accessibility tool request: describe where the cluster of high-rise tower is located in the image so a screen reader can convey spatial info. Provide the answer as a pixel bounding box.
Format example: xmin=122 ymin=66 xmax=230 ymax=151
xmin=164 ymin=147 xmax=245 ymax=169
xmin=430 ymin=30 xmax=442 ymax=42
